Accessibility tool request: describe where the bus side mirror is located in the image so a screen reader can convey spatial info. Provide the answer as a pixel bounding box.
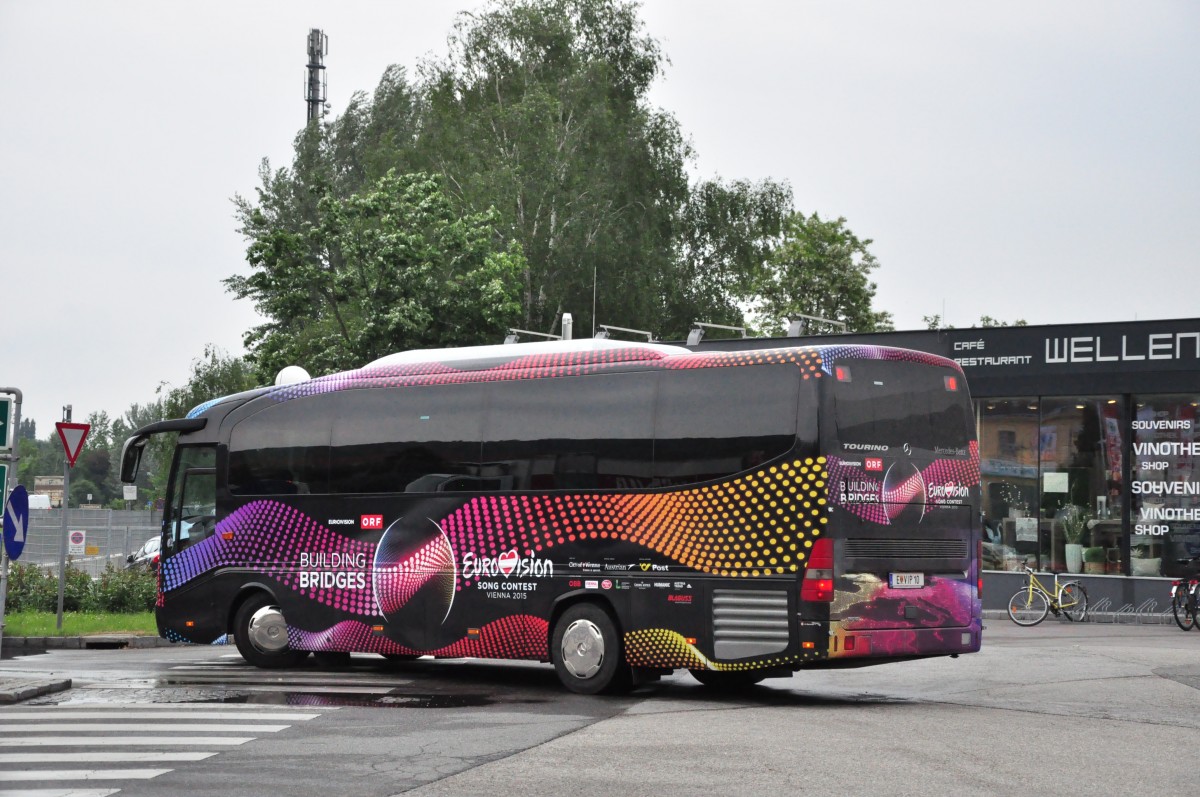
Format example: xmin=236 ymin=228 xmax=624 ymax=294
xmin=120 ymin=436 xmax=147 ymax=483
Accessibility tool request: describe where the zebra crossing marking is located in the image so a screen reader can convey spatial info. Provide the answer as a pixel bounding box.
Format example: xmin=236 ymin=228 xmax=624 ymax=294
xmin=0 ymin=700 xmax=329 ymax=789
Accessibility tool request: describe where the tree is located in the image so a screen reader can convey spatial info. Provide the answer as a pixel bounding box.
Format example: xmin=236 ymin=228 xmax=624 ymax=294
xmin=923 ymin=315 xmax=1028 ymax=330
xmin=749 ymin=212 xmax=893 ymax=336
xmin=666 ymin=178 xmax=794 ymax=335
xmin=230 ymin=0 xmax=895 ymax=352
xmin=415 ymin=0 xmax=694 ymax=336
xmin=229 ymin=171 xmax=525 ymax=378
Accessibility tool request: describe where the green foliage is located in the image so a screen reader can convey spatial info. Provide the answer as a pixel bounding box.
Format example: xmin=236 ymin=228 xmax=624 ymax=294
xmin=1083 ymin=546 xmax=1106 ymax=563
xmin=230 ymin=170 xmax=526 ymax=378
xmin=159 ymin=344 xmax=259 ymax=420
xmin=923 ymin=314 xmax=1029 ymax=330
xmin=88 ymin=564 xmax=158 ymax=613
xmin=4 ymin=561 xmax=156 ymax=614
xmin=3 ymin=612 xmax=157 ymax=637
xmin=6 ymin=562 xmax=58 ymax=612
xmin=749 ymin=212 xmax=894 ymax=335
xmin=1059 ymin=505 xmax=1091 ymax=545
xmin=229 ymin=0 xmax=888 ymax=360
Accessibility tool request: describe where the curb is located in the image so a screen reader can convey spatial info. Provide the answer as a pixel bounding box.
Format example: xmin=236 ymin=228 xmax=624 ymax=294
xmin=0 ymin=678 xmax=72 ymax=705
xmin=2 ymin=635 xmax=176 ymax=650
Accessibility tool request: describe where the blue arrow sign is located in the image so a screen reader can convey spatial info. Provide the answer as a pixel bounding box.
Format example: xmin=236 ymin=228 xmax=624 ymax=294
xmin=4 ymin=484 xmax=29 ymax=560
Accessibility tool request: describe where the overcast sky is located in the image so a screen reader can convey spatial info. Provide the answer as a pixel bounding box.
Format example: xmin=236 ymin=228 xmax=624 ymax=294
xmin=2 ymin=1 xmax=1197 ymax=436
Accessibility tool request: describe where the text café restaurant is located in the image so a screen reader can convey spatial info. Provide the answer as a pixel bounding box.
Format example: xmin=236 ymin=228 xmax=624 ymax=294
xmin=693 ymin=317 xmax=1200 ymax=614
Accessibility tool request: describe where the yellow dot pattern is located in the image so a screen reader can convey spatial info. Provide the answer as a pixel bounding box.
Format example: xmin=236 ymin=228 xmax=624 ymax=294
xmin=622 ymin=457 xmax=830 ymax=577
xmin=442 ymin=457 xmax=831 ymax=578
xmin=624 ymin=628 xmax=823 ymax=672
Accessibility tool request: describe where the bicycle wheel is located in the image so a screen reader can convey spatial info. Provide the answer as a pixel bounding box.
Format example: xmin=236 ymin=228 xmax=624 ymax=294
xmin=1007 ymin=588 xmax=1050 ymax=626
xmin=1058 ymin=582 xmax=1088 ymax=622
xmin=1172 ymin=587 xmax=1196 ymax=631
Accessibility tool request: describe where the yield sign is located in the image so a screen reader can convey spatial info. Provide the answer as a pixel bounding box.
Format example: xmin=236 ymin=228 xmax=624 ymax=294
xmin=56 ymin=422 xmax=91 ymax=467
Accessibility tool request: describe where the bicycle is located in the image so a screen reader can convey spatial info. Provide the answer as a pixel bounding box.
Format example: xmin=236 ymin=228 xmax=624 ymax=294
xmin=1006 ymin=566 xmax=1089 ymax=626
xmin=1170 ymin=554 xmax=1200 ymax=631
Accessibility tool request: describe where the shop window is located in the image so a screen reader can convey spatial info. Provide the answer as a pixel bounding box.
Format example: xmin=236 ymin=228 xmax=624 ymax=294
xmin=978 ymin=398 xmax=1039 ymax=571
xmin=1038 ymin=396 xmax=1123 ymax=575
xmin=1131 ymin=395 xmax=1200 ymax=578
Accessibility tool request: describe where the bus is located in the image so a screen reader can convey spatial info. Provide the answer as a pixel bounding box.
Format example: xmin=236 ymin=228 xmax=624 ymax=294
xmin=121 ymin=338 xmax=982 ymax=694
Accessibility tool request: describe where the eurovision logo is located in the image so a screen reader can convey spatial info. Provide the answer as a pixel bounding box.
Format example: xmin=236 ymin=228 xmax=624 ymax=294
xmin=461 ymin=549 xmax=554 ymax=579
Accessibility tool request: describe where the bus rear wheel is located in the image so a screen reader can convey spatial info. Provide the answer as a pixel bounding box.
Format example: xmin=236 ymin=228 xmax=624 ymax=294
xmin=552 ymin=603 xmax=632 ymax=695
xmin=234 ymin=593 xmax=308 ymax=669
xmin=689 ymin=669 xmax=766 ymax=689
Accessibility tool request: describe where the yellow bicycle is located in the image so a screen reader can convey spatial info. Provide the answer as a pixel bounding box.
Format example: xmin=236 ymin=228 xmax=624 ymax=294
xmin=1006 ymin=566 xmax=1089 ymax=626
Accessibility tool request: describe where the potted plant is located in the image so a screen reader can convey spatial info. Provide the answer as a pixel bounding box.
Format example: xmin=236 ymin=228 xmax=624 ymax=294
xmin=1082 ymin=546 xmax=1106 ymax=575
xmin=1060 ymin=505 xmax=1090 ymax=574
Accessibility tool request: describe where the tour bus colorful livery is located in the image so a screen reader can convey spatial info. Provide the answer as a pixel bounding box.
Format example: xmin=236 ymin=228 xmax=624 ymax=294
xmin=122 ymin=339 xmax=982 ymax=693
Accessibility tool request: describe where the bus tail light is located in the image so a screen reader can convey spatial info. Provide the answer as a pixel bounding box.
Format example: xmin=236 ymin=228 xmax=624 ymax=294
xmin=977 ymin=540 xmax=983 ymax=597
xmin=801 ymin=538 xmax=834 ymax=602
xmin=944 ymin=375 xmax=959 ymax=392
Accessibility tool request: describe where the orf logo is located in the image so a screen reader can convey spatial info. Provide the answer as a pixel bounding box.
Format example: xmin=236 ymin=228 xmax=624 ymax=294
xmin=361 ymin=514 xmax=384 ymax=530
xmin=865 ymin=457 xmax=883 ymax=471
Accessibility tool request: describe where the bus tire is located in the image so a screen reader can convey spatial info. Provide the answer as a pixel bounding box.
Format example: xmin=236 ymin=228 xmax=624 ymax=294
xmin=689 ymin=669 xmax=766 ymax=689
xmin=551 ymin=603 xmax=632 ymax=695
xmin=233 ymin=592 xmax=308 ymax=669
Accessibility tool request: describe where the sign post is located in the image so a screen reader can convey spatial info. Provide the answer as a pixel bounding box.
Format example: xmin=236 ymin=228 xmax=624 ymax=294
xmin=54 ymin=408 xmax=90 ymax=631
xmin=0 ymin=388 xmax=23 ymax=660
xmin=0 ymin=395 xmax=12 ymax=452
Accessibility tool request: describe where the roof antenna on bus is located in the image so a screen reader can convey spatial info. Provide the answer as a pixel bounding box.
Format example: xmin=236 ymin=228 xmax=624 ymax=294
xmin=503 ymin=328 xmax=562 ymax=345
xmin=595 ymin=324 xmax=655 ymax=342
xmin=688 ymin=321 xmax=747 ymax=346
xmin=785 ymin=314 xmax=848 ymax=337
xmin=275 ymin=366 xmax=311 ymax=386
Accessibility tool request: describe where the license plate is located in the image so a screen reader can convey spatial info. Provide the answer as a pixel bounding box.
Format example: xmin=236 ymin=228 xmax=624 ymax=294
xmin=889 ymin=572 xmax=924 ymax=589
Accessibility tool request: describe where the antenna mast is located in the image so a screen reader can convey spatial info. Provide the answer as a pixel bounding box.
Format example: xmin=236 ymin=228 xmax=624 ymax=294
xmin=305 ymin=29 xmax=328 ymax=123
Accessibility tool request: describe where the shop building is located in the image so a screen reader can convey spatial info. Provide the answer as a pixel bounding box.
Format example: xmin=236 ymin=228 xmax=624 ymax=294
xmin=690 ymin=317 xmax=1200 ymax=614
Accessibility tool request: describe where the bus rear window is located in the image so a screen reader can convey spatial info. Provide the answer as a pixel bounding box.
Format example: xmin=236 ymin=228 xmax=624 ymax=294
xmin=832 ymin=359 xmax=973 ymax=453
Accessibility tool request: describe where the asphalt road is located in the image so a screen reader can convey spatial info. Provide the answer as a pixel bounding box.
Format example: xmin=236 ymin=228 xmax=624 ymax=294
xmin=1 ymin=619 xmax=1198 ymax=797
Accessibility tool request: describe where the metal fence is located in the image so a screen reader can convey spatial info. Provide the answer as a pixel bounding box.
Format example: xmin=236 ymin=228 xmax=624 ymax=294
xmin=15 ymin=509 xmax=162 ymax=577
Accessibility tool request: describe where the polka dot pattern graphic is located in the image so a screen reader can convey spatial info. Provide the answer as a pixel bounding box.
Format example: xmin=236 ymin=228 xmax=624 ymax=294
xmin=258 ymin=344 xmax=827 ymax=407
xmin=163 ymin=501 xmax=376 ymax=616
xmin=373 ymin=530 xmax=456 ymax=617
xmin=624 ymin=628 xmax=821 ymax=672
xmin=826 ymin=441 xmax=980 ymax=524
xmin=289 ymin=616 xmax=549 ymax=659
xmin=441 ymin=457 xmax=831 ymax=583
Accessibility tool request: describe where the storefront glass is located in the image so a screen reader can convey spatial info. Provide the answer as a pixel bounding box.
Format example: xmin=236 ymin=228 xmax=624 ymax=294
xmin=979 ymin=396 xmax=1124 ymax=573
xmin=1038 ymin=396 xmax=1123 ymax=575
xmin=978 ymin=399 xmax=1039 ymax=571
xmin=1131 ymin=395 xmax=1200 ymax=577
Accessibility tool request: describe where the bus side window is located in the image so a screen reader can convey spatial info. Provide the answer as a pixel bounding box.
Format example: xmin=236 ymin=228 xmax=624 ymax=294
xmin=654 ymin=365 xmax=798 ymax=485
xmin=483 ymin=373 xmax=655 ymax=491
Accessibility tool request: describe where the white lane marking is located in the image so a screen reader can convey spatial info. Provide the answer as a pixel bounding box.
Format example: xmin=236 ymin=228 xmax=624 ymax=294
xmin=0 ymin=789 xmax=120 ymax=796
xmin=0 ymin=770 xmax=171 ymax=782
xmin=7 ymin=703 xmax=337 ymax=711
xmin=0 ymin=737 xmax=252 ymax=747
xmin=0 ymin=724 xmax=288 ymax=733
xmin=1 ymin=711 xmax=317 ymax=721
xmin=0 ymin=753 xmax=216 ymax=763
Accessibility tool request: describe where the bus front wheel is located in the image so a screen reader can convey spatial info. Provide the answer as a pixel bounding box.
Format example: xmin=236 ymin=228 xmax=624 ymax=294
xmin=551 ymin=603 xmax=632 ymax=695
xmin=234 ymin=593 xmax=308 ymax=669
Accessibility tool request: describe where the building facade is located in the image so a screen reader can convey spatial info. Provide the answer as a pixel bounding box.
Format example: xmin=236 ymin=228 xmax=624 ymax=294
xmin=692 ymin=317 xmax=1200 ymax=613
